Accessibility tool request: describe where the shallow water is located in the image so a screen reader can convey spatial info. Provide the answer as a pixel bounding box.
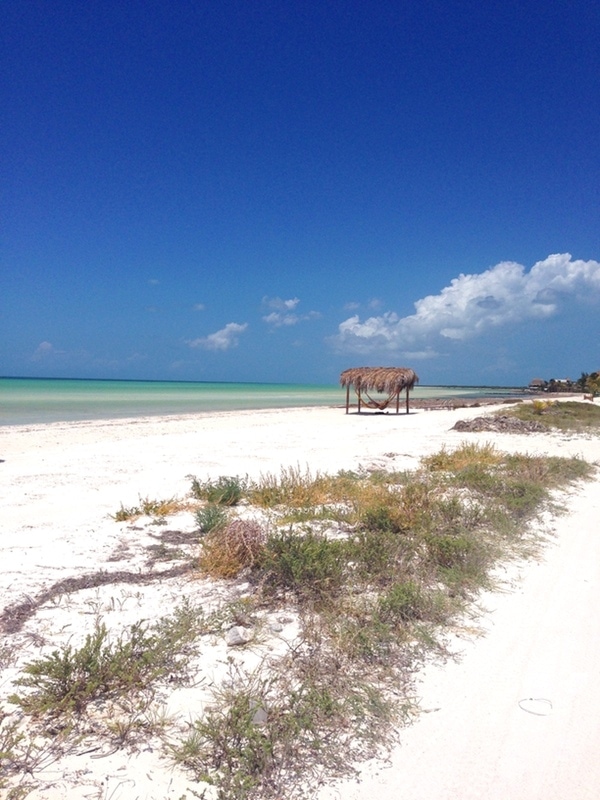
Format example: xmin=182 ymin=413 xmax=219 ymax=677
xmin=0 ymin=377 xmax=523 ymax=426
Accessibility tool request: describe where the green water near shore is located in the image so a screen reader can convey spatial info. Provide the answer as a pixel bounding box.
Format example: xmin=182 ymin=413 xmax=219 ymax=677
xmin=0 ymin=377 xmax=524 ymax=426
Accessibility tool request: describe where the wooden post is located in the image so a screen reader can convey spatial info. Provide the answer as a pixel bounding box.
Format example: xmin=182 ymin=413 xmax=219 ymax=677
xmin=345 ymin=384 xmax=350 ymax=414
xmin=358 ymin=387 xmax=362 ymax=413
xmin=396 ymin=391 xmax=400 ymax=414
xmin=406 ymin=388 xmax=410 ymax=414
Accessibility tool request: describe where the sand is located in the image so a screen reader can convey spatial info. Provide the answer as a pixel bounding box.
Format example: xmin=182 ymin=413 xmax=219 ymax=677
xmin=1 ymin=403 xmax=599 ymax=799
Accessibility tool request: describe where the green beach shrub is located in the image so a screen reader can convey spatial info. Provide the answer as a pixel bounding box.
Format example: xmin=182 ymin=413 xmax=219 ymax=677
xmin=377 ymin=581 xmax=427 ymax=624
xmin=189 ymin=475 xmax=247 ymax=506
xmin=258 ymin=529 xmax=348 ymax=603
xmin=349 ymin=527 xmax=412 ymax=586
xmin=12 ymin=623 xmax=170 ymax=716
xmin=195 ymin=503 xmax=228 ymax=534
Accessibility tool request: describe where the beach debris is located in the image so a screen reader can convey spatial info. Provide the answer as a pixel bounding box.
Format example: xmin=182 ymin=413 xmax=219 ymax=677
xmin=250 ymin=699 xmax=268 ymax=725
xmin=452 ymin=415 xmax=548 ymax=434
xmin=518 ymin=697 xmax=553 ymax=716
xmin=225 ymin=625 xmax=254 ymax=646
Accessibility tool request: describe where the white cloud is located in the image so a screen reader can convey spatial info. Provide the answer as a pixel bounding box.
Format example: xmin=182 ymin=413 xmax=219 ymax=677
xmin=261 ymin=296 xmax=320 ymax=328
xmin=263 ymin=311 xmax=300 ymax=327
xmin=31 ymin=341 xmax=58 ymax=360
xmin=188 ymin=322 xmax=248 ymax=351
xmin=193 ymin=303 xmax=206 ymax=311
xmin=331 ymin=254 xmax=600 ymax=356
xmin=262 ymin=296 xmax=301 ymax=311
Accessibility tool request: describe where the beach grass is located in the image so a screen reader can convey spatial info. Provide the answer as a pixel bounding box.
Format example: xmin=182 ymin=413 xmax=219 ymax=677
xmin=5 ymin=441 xmax=596 ymax=800
xmin=175 ymin=444 xmax=594 ymax=797
xmin=112 ymin=495 xmax=188 ymax=521
xmin=501 ymin=399 xmax=600 ymax=431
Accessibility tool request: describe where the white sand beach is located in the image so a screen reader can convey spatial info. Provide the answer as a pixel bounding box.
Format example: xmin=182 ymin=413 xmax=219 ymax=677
xmin=1 ymin=403 xmax=599 ymax=799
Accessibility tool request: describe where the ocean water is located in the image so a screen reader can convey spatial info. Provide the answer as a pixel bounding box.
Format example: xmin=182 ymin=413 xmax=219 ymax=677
xmin=0 ymin=377 xmax=523 ymax=426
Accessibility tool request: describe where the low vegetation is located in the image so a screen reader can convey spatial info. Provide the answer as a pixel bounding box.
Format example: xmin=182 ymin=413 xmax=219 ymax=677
xmin=3 ymin=441 xmax=595 ymax=800
xmin=189 ymin=474 xmax=247 ymax=506
xmin=502 ymin=399 xmax=600 ymax=432
xmin=199 ymin=518 xmax=267 ymax=578
xmin=112 ymin=495 xmax=188 ymax=521
xmin=9 ymin=611 xmax=203 ymax=717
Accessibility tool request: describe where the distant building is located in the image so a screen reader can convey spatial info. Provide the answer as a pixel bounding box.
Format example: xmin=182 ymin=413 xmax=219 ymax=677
xmin=528 ymin=378 xmax=546 ymax=391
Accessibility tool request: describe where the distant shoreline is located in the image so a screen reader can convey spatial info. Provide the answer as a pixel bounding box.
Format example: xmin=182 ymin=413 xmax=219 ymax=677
xmin=407 ymin=390 xmax=585 ymax=410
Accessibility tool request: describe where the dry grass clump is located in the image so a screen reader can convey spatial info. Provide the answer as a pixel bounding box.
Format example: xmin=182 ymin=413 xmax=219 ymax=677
xmin=423 ymin=441 xmax=502 ymax=472
xmin=113 ymin=495 xmax=187 ymax=521
xmin=199 ymin=518 xmax=267 ymax=578
xmin=249 ymin=465 xmax=338 ymax=508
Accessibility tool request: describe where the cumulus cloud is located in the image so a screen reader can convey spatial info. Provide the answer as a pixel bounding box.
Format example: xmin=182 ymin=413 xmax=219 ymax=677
xmin=262 ymin=296 xmax=301 ymax=311
xmin=331 ymin=254 xmax=600 ymax=356
xmin=261 ymin=296 xmax=320 ymax=327
xmin=262 ymin=311 xmax=301 ymax=327
xmin=31 ymin=341 xmax=58 ymax=360
xmin=188 ymin=322 xmax=248 ymax=351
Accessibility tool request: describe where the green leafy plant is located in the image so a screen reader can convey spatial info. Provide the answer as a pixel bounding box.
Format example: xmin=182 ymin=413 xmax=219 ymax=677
xmin=195 ymin=503 xmax=228 ymax=534
xmin=189 ymin=475 xmax=247 ymax=506
xmin=258 ymin=529 xmax=348 ymax=603
xmin=586 ymin=373 xmax=600 ymax=397
xmin=11 ymin=602 xmax=206 ymax=717
xmin=377 ymin=581 xmax=427 ymax=624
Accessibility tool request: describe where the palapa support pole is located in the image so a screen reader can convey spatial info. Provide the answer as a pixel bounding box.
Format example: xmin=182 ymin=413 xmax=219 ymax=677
xmin=406 ymin=387 xmax=410 ymax=414
xmin=396 ymin=391 xmax=400 ymax=414
xmin=345 ymin=384 xmax=350 ymax=414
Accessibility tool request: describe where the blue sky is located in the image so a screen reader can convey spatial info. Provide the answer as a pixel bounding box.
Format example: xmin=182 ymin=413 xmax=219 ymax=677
xmin=2 ymin=1 xmax=599 ymax=386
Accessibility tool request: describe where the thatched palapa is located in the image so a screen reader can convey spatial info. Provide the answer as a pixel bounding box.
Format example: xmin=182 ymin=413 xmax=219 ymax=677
xmin=340 ymin=366 xmax=419 ymax=414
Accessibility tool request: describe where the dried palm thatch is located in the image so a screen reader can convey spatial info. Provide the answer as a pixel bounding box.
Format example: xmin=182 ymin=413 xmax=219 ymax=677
xmin=340 ymin=366 xmax=419 ymax=414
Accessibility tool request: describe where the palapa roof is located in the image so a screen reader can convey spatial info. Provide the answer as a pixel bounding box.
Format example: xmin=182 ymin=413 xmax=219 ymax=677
xmin=340 ymin=366 xmax=419 ymax=393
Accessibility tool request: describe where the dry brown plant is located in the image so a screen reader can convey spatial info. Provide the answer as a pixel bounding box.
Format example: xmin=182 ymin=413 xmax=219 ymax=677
xmin=199 ymin=518 xmax=267 ymax=578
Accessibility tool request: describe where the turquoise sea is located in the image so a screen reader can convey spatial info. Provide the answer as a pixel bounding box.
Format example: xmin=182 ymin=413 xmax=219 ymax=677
xmin=0 ymin=378 xmax=524 ymax=426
